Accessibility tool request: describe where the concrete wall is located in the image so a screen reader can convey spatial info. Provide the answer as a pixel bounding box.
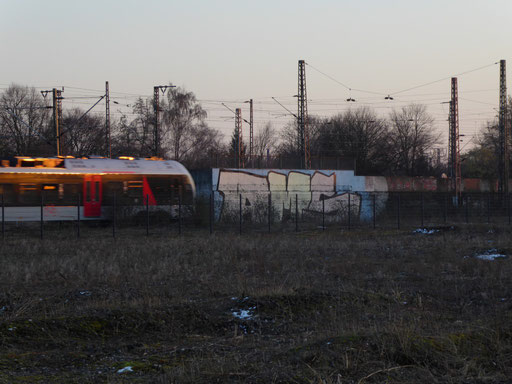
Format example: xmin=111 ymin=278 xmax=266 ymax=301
xmin=191 ymin=168 xmax=502 ymax=223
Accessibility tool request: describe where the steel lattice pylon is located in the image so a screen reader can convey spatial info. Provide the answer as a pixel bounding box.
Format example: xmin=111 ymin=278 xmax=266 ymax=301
xmin=498 ymin=60 xmax=509 ymax=194
xmin=54 ymin=89 xmax=63 ymax=156
xmin=449 ymin=77 xmax=461 ymax=199
xmin=249 ymin=99 xmax=253 ymax=168
xmin=235 ymin=108 xmax=244 ymax=168
xmin=105 ymin=81 xmax=111 ymax=158
xmin=297 ymin=60 xmax=310 ymax=169
xmin=153 ymin=86 xmax=160 ymax=158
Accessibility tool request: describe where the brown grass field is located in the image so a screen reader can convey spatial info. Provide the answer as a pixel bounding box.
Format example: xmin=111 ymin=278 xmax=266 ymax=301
xmin=0 ymin=223 xmax=511 ymax=383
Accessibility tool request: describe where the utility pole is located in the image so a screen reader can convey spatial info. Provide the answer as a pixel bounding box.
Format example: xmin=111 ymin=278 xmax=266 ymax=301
xmin=498 ymin=59 xmax=509 ymax=194
xmin=298 ymin=60 xmax=310 ymax=169
xmin=105 ymin=81 xmax=111 ymax=158
xmin=249 ymin=99 xmax=253 ymax=167
xmin=153 ymin=84 xmax=176 ymax=158
xmin=449 ymin=78 xmax=461 ymax=201
xmin=235 ymin=108 xmax=243 ymax=168
xmin=153 ymin=86 xmax=160 ymax=158
xmin=44 ymin=88 xmax=64 ymax=156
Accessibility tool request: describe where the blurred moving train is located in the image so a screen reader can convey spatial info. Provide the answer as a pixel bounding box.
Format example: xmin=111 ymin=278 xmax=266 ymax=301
xmin=0 ymin=156 xmax=195 ymax=221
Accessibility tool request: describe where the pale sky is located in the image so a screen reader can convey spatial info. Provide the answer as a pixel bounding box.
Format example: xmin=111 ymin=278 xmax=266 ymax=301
xmin=1 ymin=0 xmax=511 ymax=152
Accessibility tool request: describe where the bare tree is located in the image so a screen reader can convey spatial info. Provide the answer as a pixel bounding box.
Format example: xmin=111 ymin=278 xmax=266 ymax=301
xmin=123 ymin=97 xmax=155 ymax=157
xmin=60 ymin=108 xmax=106 ymax=156
xmin=0 ymin=84 xmax=51 ymax=157
xmin=161 ymin=86 xmax=207 ymax=161
xmin=254 ymin=122 xmax=276 ymax=159
xmin=314 ymin=107 xmax=389 ymax=174
xmin=180 ymin=122 xmax=224 ymax=168
xmin=387 ymin=104 xmax=440 ymax=175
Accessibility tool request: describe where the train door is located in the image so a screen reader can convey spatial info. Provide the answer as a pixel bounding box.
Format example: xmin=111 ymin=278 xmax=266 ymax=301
xmin=83 ymin=175 xmax=102 ymax=217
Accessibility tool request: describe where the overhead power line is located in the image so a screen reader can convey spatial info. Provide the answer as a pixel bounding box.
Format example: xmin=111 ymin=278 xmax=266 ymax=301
xmin=390 ymin=62 xmax=499 ymax=96
xmin=305 ymin=62 xmax=386 ymax=96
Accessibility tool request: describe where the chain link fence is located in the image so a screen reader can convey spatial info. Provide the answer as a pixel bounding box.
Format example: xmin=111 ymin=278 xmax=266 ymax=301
xmin=1 ymin=191 xmax=510 ymax=239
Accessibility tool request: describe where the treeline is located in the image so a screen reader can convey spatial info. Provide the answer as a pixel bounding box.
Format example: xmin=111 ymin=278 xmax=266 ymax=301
xmin=0 ymin=83 xmax=509 ymax=178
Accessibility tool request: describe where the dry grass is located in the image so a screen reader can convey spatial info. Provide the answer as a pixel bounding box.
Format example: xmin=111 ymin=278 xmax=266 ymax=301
xmin=0 ymin=224 xmax=512 ymax=383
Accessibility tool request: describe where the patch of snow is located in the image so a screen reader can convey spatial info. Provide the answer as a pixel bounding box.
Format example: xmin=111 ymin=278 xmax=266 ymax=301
xmin=476 ymin=253 xmax=506 ymax=261
xmin=230 ymin=297 xmax=237 ymax=301
xmin=232 ymin=309 xmax=253 ymax=320
xmin=8 ymin=327 xmax=16 ymax=331
xmin=117 ymin=366 xmax=133 ymax=374
xmin=79 ymin=290 xmax=92 ymax=296
xmin=474 ymin=248 xmax=507 ymax=261
xmin=0 ymin=306 xmax=6 ymax=313
xmin=413 ymin=228 xmax=439 ymax=235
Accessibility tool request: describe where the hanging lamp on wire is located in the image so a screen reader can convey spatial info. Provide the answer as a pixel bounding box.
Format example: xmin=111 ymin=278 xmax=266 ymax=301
xmin=346 ymin=89 xmax=356 ymax=102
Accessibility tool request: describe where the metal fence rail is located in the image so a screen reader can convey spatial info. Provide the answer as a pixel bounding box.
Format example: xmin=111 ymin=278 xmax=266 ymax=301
xmin=1 ymin=192 xmax=511 ymax=239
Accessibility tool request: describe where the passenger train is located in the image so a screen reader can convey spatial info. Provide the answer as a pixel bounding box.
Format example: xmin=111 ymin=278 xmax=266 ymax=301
xmin=0 ymin=156 xmax=195 ymax=221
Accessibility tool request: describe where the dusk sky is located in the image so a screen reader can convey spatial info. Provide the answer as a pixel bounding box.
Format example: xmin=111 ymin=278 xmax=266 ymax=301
xmin=1 ymin=0 xmax=510 ymax=149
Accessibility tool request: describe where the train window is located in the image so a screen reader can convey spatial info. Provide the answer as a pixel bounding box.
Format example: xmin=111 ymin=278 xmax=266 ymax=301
xmin=105 ymin=182 xmax=123 ymax=195
xmin=126 ymin=180 xmax=143 ymax=197
xmin=150 ymin=177 xmax=171 ymax=197
xmin=62 ymin=184 xmax=80 ymax=204
xmin=0 ymin=184 xmax=15 ymax=204
xmin=86 ymin=181 xmax=91 ymax=202
xmin=19 ymin=183 xmax=40 ymax=205
xmin=103 ymin=182 xmax=122 ymax=205
xmin=94 ymin=181 xmax=100 ymax=202
xmin=42 ymin=184 xmax=59 ymax=203
xmin=64 ymin=184 xmax=79 ymax=195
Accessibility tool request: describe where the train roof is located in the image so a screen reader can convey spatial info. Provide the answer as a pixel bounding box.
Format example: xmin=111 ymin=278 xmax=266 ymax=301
xmin=0 ymin=157 xmax=192 ymax=176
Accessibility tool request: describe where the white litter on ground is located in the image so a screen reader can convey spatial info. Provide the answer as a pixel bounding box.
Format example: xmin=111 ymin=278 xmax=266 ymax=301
xmin=117 ymin=366 xmax=133 ymax=374
xmin=476 ymin=253 xmax=507 ymax=261
xmin=473 ymin=249 xmax=507 ymax=261
xmin=232 ymin=306 xmax=256 ymax=320
xmin=232 ymin=309 xmax=253 ymax=320
xmin=413 ymin=228 xmax=439 ymax=235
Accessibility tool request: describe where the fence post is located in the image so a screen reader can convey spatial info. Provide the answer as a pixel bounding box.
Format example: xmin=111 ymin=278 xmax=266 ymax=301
xmin=239 ymin=193 xmax=242 ymax=235
xmin=443 ymin=193 xmax=447 ymax=224
xmin=487 ymin=193 xmax=491 ymax=224
xmin=178 ymin=189 xmax=182 ymax=235
xmin=1 ymin=194 xmax=4 ymax=240
xmin=268 ymin=192 xmax=271 ymax=233
xmin=77 ymin=193 xmax=80 ymax=238
xmin=373 ymin=193 xmax=376 ymax=229
xmin=397 ymin=194 xmax=400 ymax=230
xmin=509 ymin=193 xmax=511 ymax=225
xmin=209 ymin=192 xmax=213 ymax=235
xmin=420 ymin=192 xmax=424 ymax=227
xmin=112 ymin=193 xmax=116 ymax=239
xmin=170 ymin=188 xmax=174 ymax=230
xmin=347 ymin=193 xmax=351 ymax=230
xmin=465 ymin=195 xmax=469 ymax=224
xmin=322 ymin=198 xmax=325 ymax=231
xmin=295 ymin=194 xmax=298 ymax=232
xmin=40 ymin=193 xmax=44 ymax=240
xmin=146 ymin=194 xmax=149 ymax=236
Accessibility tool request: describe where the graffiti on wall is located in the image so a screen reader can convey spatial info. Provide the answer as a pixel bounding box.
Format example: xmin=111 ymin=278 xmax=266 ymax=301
xmin=193 ymin=167 xmax=507 ymax=223
xmin=213 ymin=169 xmax=371 ymax=222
